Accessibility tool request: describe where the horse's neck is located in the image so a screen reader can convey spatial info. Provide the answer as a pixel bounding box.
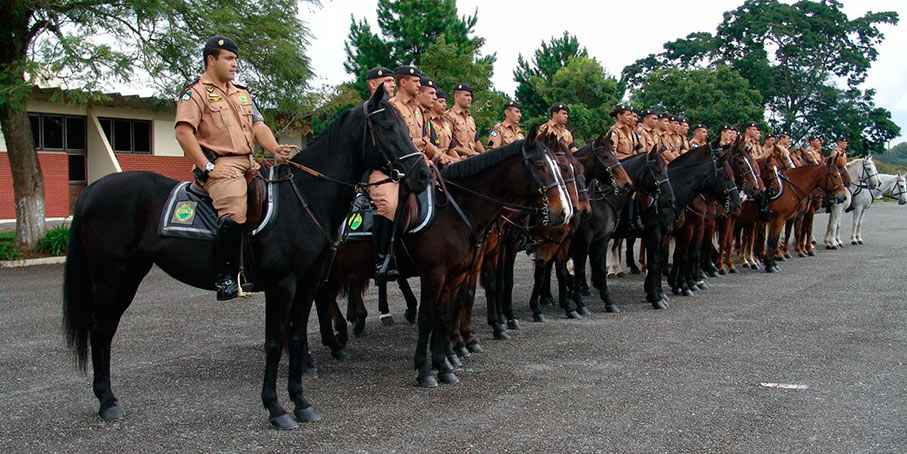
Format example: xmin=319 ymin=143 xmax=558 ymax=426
xmin=447 ymin=168 xmax=524 ymax=232
xmin=876 ymin=174 xmax=898 ymax=194
xmin=289 ymin=137 xmax=362 ymax=230
xmin=787 ymin=165 xmax=828 ymax=195
xmin=622 ymin=155 xmax=652 ymax=192
xmin=669 ymin=161 xmax=713 ymax=206
xmin=845 ymin=159 xmax=864 ymax=182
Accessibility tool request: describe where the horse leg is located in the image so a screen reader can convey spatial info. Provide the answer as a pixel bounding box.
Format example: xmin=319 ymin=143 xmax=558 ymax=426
xmin=764 ymin=218 xmax=784 ymax=273
xmin=314 ymin=288 xmax=349 ymax=360
xmin=415 ymin=272 xmax=443 ymax=388
xmin=556 ymin=260 xmax=581 ymax=318
xmin=609 ymin=238 xmax=625 ymax=276
xmin=529 ymin=259 xmax=548 ymax=322
xmin=571 ymin=246 xmax=590 ymax=314
xmin=539 ymin=261 xmax=556 ymax=307
xmin=287 ymin=288 xmax=322 ymax=425
xmin=345 ymin=279 xmax=367 ymax=337
xmin=593 ymin=240 xmax=619 ymax=312
xmin=398 ymin=277 xmax=419 ymax=324
xmin=262 ymin=281 xmax=297 ymax=429
xmin=433 ymin=283 xmax=462 ymax=385
xmin=377 ymin=281 xmax=394 ymax=325
xmin=90 ymin=260 xmax=152 ymax=421
xmin=501 ymin=242 xmax=520 ymax=329
xmin=461 ymin=273 xmax=483 ymax=353
xmin=643 ymin=225 xmax=667 ymax=309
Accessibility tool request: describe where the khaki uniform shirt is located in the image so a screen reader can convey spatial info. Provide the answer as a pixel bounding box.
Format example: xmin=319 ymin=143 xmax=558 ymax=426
xmin=658 ymin=130 xmax=676 ymax=153
xmin=174 ymin=76 xmax=259 ymax=156
xmin=537 ymin=120 xmax=576 ymax=150
xmin=743 ymin=136 xmax=761 ymax=158
xmin=389 ymin=95 xmax=428 ymax=152
xmin=607 ymin=123 xmax=638 ymax=159
xmin=639 ymin=126 xmax=660 ymax=152
xmin=430 ymin=114 xmax=454 ymax=153
xmin=833 ymin=147 xmax=848 ymax=168
xmin=445 ymin=105 xmax=479 ymax=155
xmin=680 ymin=136 xmax=691 ymax=153
xmin=689 ymin=138 xmax=706 ymax=149
xmin=487 ymin=122 xmax=524 ymax=150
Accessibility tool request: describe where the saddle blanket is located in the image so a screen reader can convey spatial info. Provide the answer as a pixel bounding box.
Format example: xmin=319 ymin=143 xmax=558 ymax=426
xmin=341 ymin=182 xmax=436 ymax=239
xmin=158 ymin=167 xmax=278 ymax=240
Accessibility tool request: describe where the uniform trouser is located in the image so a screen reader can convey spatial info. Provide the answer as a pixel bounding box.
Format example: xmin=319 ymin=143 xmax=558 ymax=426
xmin=367 ymin=170 xmax=399 ymax=221
xmin=203 ymin=155 xmax=257 ymax=224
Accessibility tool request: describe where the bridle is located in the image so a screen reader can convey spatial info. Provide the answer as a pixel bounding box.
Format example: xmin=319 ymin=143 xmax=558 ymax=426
xmin=361 ymin=104 xmax=425 ymax=186
xmin=635 ymin=151 xmax=672 ymax=212
xmin=590 ymin=144 xmax=627 ymax=195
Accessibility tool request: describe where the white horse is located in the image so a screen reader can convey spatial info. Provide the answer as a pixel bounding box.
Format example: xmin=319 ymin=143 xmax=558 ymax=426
xmin=847 ymin=172 xmax=907 ymax=244
xmin=824 ymin=157 xmax=881 ymax=249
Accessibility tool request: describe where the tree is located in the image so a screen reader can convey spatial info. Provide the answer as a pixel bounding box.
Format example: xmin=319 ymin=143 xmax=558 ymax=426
xmin=523 ymin=57 xmax=620 ymax=143
xmin=513 ymin=32 xmax=588 ymax=120
xmin=632 ymin=66 xmax=764 ymax=135
xmin=876 ymin=142 xmax=907 ymax=166
xmin=621 ymin=0 xmax=899 ymax=145
xmin=344 ymin=0 xmax=484 ymax=97
xmin=1 ymin=0 xmax=314 ymax=249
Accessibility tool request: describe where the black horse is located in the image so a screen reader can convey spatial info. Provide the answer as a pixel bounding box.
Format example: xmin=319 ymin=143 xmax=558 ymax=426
xmin=569 ymin=147 xmax=672 ymax=313
xmin=62 ymin=85 xmax=430 ymax=430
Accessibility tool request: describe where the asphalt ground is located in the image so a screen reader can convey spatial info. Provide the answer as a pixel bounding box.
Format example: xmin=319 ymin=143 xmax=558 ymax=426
xmin=1 ymin=204 xmax=905 ymax=454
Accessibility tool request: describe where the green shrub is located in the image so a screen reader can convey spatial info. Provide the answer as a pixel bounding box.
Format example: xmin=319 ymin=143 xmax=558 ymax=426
xmin=36 ymin=224 xmax=70 ymax=256
xmin=0 ymin=241 xmax=23 ymax=261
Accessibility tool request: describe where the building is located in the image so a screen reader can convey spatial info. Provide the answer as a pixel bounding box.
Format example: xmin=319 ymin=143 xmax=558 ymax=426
xmin=0 ymin=87 xmax=304 ymax=222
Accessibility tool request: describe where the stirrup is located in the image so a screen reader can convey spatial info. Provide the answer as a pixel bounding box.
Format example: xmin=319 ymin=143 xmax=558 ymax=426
xmin=236 ymin=270 xmax=253 ymax=297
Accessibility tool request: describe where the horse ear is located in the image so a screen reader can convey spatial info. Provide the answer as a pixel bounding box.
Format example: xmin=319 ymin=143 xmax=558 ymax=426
xmin=368 ymin=84 xmax=388 ymax=111
xmin=526 ymin=124 xmax=539 ymax=146
xmin=594 ymin=134 xmax=606 ymax=147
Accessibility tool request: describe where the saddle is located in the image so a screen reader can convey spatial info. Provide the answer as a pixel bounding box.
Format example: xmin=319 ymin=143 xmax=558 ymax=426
xmin=341 ymin=180 xmax=436 ymax=240
xmin=158 ymin=166 xmax=277 ymax=240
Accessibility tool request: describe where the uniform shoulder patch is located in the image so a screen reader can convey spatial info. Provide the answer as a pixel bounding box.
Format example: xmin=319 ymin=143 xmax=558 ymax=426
xmin=180 ymin=91 xmax=192 ymax=102
xmin=490 ymin=130 xmax=498 ymax=137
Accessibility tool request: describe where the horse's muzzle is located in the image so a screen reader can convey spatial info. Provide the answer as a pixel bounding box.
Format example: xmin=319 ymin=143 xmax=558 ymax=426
xmin=402 ymin=163 xmax=431 ymax=193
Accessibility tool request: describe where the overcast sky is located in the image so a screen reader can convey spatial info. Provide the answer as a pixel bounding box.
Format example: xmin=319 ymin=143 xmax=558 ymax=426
xmin=299 ymin=0 xmax=906 ymax=143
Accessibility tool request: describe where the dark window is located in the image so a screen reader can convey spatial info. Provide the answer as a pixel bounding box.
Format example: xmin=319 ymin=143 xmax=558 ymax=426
xmin=65 ymin=117 xmax=86 ymax=150
xmin=42 ymin=115 xmax=64 ymax=149
xmin=133 ymin=121 xmax=151 ymax=153
xmin=98 ymin=117 xmax=152 ymax=153
xmin=29 ymin=114 xmax=41 ymax=149
xmin=68 ymin=154 xmax=86 ymax=182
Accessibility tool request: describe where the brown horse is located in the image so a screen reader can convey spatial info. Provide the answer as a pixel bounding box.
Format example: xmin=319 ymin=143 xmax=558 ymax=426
xmin=313 ymin=130 xmax=573 ymax=386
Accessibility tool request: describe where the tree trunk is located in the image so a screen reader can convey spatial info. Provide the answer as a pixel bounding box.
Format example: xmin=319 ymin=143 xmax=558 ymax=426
xmin=1 ymin=103 xmax=46 ymax=249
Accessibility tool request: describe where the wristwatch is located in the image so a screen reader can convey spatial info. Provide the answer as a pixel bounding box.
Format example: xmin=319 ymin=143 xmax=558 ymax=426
xmin=205 ymin=162 xmax=215 ymax=172
xmin=194 ymin=161 xmax=216 ymax=183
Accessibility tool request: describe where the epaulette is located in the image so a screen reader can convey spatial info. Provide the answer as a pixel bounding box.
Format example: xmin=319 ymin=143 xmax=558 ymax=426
xmin=233 ymin=83 xmax=247 ymax=90
xmin=181 ymin=78 xmax=200 ymax=92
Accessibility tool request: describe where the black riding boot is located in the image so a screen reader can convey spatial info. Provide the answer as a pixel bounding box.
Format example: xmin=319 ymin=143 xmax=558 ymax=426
xmin=628 ymin=198 xmax=644 ymax=234
xmin=372 ymin=215 xmax=400 ymax=284
xmin=758 ymin=192 xmax=772 ymax=220
xmin=215 ymin=216 xmax=243 ymax=301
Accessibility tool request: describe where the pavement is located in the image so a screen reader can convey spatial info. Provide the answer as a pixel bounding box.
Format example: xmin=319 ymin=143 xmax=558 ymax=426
xmin=1 ymin=205 xmax=905 ymax=454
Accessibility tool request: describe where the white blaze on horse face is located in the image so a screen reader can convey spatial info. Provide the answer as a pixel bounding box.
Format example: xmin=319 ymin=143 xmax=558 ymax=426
xmin=898 ymin=175 xmax=907 ymax=205
xmin=544 ymin=153 xmax=573 ymax=225
xmin=866 ymin=158 xmax=881 ymax=189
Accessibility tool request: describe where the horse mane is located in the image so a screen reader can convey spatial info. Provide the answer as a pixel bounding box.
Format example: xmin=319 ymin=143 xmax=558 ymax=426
xmin=292 ymin=107 xmax=354 ymax=161
xmin=669 ymin=142 xmax=711 ymax=167
xmin=441 ymin=140 xmax=527 ymax=180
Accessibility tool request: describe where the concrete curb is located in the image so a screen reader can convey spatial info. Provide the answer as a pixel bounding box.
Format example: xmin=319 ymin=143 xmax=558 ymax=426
xmin=0 ymin=256 xmax=66 ymax=269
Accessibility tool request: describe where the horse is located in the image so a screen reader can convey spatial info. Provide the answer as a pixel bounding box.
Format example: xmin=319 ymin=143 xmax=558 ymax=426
xmin=824 ymin=157 xmax=881 ymax=249
xmin=847 ymin=172 xmax=907 ymax=244
xmin=61 ymin=85 xmax=431 ymax=430
xmin=313 ymin=128 xmax=573 ymax=387
xmin=569 ymin=147 xmax=670 ymax=313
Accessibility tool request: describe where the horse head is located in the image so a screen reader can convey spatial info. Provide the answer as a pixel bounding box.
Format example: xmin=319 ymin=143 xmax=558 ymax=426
xmin=759 ymin=157 xmax=783 ymax=199
xmin=591 ymin=134 xmax=633 ymax=191
xmin=894 ymin=172 xmax=907 ymax=205
xmin=523 ymin=124 xmax=573 ymax=226
xmin=726 ymin=138 xmax=764 ymax=201
xmin=362 ymin=84 xmax=431 ymax=193
xmin=643 ymin=144 xmax=675 ymax=208
xmin=861 ymin=156 xmax=882 ymax=190
xmin=716 ymin=151 xmax=743 ymax=214
xmin=823 ymin=156 xmax=848 ymax=203
xmin=542 ymin=132 xmax=589 ymax=219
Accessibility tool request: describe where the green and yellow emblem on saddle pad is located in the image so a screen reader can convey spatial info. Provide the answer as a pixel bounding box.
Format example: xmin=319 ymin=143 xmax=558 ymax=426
xmin=171 ymin=201 xmax=197 ymax=225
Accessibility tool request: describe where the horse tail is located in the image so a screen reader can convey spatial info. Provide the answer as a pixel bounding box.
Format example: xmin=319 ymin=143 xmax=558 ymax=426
xmin=62 ymin=207 xmax=92 ymax=372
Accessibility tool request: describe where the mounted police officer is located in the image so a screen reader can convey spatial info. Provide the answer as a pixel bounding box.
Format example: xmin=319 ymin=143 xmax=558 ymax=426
xmin=537 ymin=102 xmax=577 ymax=152
xmin=607 ymin=104 xmax=640 ymax=159
xmin=429 ymin=90 xmax=459 ymax=161
xmin=487 ymin=100 xmax=524 ymax=150
xmin=416 ymin=77 xmax=455 ymax=165
xmin=638 ymin=108 xmax=661 ymax=152
xmin=690 ymin=123 xmax=708 ymax=148
xmin=174 ymin=36 xmax=293 ymax=301
xmin=741 ymin=121 xmax=770 ymax=219
xmin=446 ymin=83 xmax=484 ymax=157
xmin=366 ymin=66 xmax=395 ymax=97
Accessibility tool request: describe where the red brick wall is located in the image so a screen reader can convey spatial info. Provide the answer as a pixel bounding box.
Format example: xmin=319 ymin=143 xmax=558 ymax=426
xmin=0 ymin=151 xmax=70 ymax=219
xmin=117 ymin=154 xmax=194 ymax=181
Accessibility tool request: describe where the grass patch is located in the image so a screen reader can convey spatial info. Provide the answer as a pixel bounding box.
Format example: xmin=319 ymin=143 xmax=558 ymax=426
xmin=0 ymin=242 xmax=23 ymax=261
xmin=0 ymin=231 xmax=14 ymax=241
xmin=35 ymin=224 xmax=70 ymax=256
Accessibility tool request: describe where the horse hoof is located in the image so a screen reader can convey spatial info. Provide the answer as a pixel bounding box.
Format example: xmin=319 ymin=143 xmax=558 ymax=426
xmin=672 ymin=288 xmax=682 ymax=295
xmin=825 ymin=245 xmax=837 ymax=250
xmin=270 ymin=413 xmax=299 ymax=431
xmin=629 ymin=267 xmax=642 ymax=275
xmin=717 ymin=269 xmax=727 ymax=276
xmin=688 ymin=284 xmax=699 ymax=291
xmin=352 ymin=318 xmax=366 ymax=338
xmin=776 ymin=255 xmax=786 ymax=262
xmin=380 ymin=314 xmax=395 ymax=326
xmin=466 ymin=342 xmax=484 ymax=353
xmin=741 ymin=263 xmax=750 ymax=269
xmin=709 ymin=270 xmax=720 ymax=277
xmin=766 ymin=266 xmax=777 ymax=273
xmin=540 ymin=297 xmax=555 ymax=307
xmin=697 ymin=282 xmax=708 ymax=290
xmin=454 ymin=345 xmax=471 ymax=358
xmin=331 ymin=348 xmax=350 ymax=361
xmin=858 ymin=240 xmax=864 ymax=245
xmin=438 ymin=372 xmax=460 ymax=385
xmin=577 ymin=306 xmax=592 ymax=316
xmin=447 ymin=354 xmax=463 ymax=368
xmin=729 ymin=268 xmax=738 ymax=274
xmin=605 ymin=304 xmax=620 ymax=313
xmin=418 ymin=375 xmax=439 ymax=388
xmin=811 ymin=240 xmax=816 ymax=245
xmin=784 ymin=254 xmax=792 ymax=259
xmin=652 ymin=300 xmax=668 ymax=310
xmin=404 ymin=309 xmax=417 ymax=325
xmin=493 ymin=329 xmax=511 ymax=341
xmin=532 ymin=313 xmax=546 ymax=323
xmin=808 ymin=251 xmax=816 ymax=257
xmin=798 ymin=252 xmax=806 ymax=258
xmin=682 ymin=289 xmax=694 ymax=297
xmin=98 ymin=402 xmax=125 ymax=421
xmin=294 ymin=406 xmax=322 ymax=423
xmin=506 ymin=319 xmax=521 ymax=330
xmin=566 ymin=311 xmax=581 ymax=319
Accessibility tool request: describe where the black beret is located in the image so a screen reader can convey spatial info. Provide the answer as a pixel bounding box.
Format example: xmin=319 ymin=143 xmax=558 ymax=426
xmin=435 ymin=90 xmax=447 ymax=100
xmin=669 ymin=115 xmax=680 ymax=123
xmin=366 ymin=67 xmax=393 ymax=80
xmin=679 ymin=118 xmax=689 ymax=124
xmin=837 ymin=136 xmax=849 ymax=142
xmin=640 ymin=108 xmax=657 ymax=118
xmin=766 ymin=133 xmax=777 ymax=139
xmin=609 ymin=103 xmax=633 ymax=118
xmin=808 ymin=136 xmax=820 ymax=142
xmin=657 ymin=112 xmax=669 ymax=119
xmin=395 ymin=65 xmax=422 ymax=77
xmin=453 ymin=83 xmax=474 ymax=94
xmin=205 ymin=36 xmax=239 ymax=56
xmin=420 ymin=77 xmax=437 ymax=89
xmin=550 ymin=102 xmax=569 ymax=114
xmin=743 ymin=121 xmax=758 ymax=129
xmin=692 ymin=123 xmax=707 ymax=131
xmin=503 ymin=100 xmax=522 ymax=111
xmin=718 ymin=124 xmax=733 ymax=133
xmin=779 ymin=130 xmax=791 ymax=137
